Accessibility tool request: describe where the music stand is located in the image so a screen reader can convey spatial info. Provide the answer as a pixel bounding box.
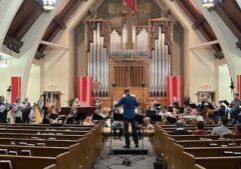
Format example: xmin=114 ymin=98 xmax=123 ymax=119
xmin=140 ymin=82 xmax=146 ymax=159
xmin=109 ymin=81 xmax=116 ymax=154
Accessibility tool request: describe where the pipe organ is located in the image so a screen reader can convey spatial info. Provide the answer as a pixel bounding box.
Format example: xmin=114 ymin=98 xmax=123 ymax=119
xmin=149 ymin=19 xmax=172 ymax=97
xmin=86 ymin=18 xmax=172 ymax=103
xmin=87 ymin=21 xmax=110 ymax=97
xmin=110 ymin=25 xmax=149 ymax=58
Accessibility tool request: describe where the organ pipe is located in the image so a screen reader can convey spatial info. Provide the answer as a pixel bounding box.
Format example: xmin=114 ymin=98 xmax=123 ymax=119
xmin=149 ymin=21 xmax=171 ymax=97
xmin=87 ymin=21 xmax=109 ymax=97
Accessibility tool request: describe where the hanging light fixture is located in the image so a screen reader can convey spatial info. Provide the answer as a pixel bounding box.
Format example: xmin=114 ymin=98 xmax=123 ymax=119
xmin=40 ymin=0 xmax=57 ymax=11
xmin=202 ymin=0 xmax=215 ymax=9
xmin=202 ymin=0 xmax=223 ymax=9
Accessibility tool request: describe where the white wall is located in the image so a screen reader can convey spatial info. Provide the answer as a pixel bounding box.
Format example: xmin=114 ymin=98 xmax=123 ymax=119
xmin=0 ymin=58 xmax=40 ymax=104
xmin=0 ymin=58 xmax=24 ymax=101
xmin=219 ymin=63 xmax=232 ymax=102
xmin=41 ymin=47 xmax=70 ymax=106
xmin=160 ymin=0 xmax=219 ymax=103
xmin=26 ymin=64 xmax=40 ymax=104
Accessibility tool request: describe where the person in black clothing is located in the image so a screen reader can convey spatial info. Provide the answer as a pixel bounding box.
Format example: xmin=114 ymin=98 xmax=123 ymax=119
xmin=115 ymin=88 xmax=139 ymax=148
xmin=171 ymin=121 xmax=190 ymax=135
xmin=42 ymin=111 xmax=50 ymax=124
xmin=65 ymin=108 xmax=78 ymax=124
xmin=0 ymin=96 xmax=11 ymax=123
xmin=112 ymin=109 xmax=124 ymax=139
xmin=230 ymin=93 xmax=241 ymax=124
xmin=22 ymin=97 xmax=31 ymax=124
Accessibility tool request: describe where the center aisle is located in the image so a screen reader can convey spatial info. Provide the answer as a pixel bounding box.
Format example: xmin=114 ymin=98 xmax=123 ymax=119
xmin=94 ymin=137 xmax=156 ymax=169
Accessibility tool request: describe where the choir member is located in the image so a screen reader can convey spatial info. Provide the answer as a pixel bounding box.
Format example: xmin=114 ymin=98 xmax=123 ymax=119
xmin=12 ymin=97 xmax=23 ymax=123
xmin=22 ymin=97 xmax=31 ymax=124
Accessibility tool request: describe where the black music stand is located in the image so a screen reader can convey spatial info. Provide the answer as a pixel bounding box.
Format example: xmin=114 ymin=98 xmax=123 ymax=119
xmin=109 ymin=82 xmax=116 ymax=154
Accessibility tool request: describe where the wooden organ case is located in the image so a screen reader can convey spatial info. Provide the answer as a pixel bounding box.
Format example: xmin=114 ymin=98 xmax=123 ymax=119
xmin=86 ymin=18 xmax=172 ymax=107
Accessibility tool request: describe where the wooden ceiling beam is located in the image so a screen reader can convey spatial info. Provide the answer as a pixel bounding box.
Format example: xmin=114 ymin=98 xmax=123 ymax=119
xmin=192 ymin=16 xmax=206 ymax=29
xmin=215 ymin=0 xmax=241 ymax=50
xmin=215 ymin=4 xmax=241 ymax=39
xmin=3 ymin=36 xmax=24 ymax=53
xmin=7 ymin=0 xmax=43 ymax=40
xmin=173 ymin=0 xmax=222 ymax=55
xmin=214 ymin=51 xmax=224 ymax=59
xmin=236 ymin=39 xmax=241 ymax=50
xmin=53 ymin=17 xmax=67 ymax=30
xmin=37 ymin=0 xmax=84 ymax=57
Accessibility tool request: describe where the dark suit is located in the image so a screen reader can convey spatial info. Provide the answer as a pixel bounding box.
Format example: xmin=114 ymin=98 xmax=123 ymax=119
xmin=115 ymin=94 xmax=139 ymax=147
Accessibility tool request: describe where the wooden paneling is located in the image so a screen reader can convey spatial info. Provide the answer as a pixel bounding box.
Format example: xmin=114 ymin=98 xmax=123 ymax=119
xmin=113 ymin=66 xmax=146 ymax=87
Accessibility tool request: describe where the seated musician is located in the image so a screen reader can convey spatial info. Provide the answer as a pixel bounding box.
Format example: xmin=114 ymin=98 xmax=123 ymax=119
xmin=49 ymin=107 xmax=61 ymax=124
xmin=112 ymin=108 xmax=124 ymax=139
xmin=172 ymin=97 xmax=180 ymax=110
xmin=82 ymin=115 xmax=94 ymax=126
xmin=200 ymin=99 xmax=215 ymax=124
xmin=94 ymin=98 xmax=108 ymax=119
xmin=211 ymin=117 xmax=232 ymax=136
xmin=234 ymin=123 xmax=241 ymax=135
xmin=42 ymin=111 xmax=50 ymax=124
xmin=164 ymin=107 xmax=177 ymax=124
xmin=72 ymin=98 xmax=81 ymax=108
xmin=65 ymin=107 xmax=78 ymax=124
xmin=171 ymin=120 xmax=190 ymax=135
xmin=192 ymin=121 xmax=207 ymax=135
xmin=143 ymin=117 xmax=154 ymax=130
xmin=151 ymin=98 xmax=160 ymax=110
xmin=214 ymin=101 xmax=229 ymax=124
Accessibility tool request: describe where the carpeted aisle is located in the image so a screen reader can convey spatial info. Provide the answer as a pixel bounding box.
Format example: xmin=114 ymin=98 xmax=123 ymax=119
xmin=94 ymin=138 xmax=156 ymax=169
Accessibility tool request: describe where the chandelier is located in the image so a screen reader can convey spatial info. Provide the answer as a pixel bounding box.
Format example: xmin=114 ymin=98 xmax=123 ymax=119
xmin=202 ymin=0 xmax=215 ymax=9
xmin=39 ymin=0 xmax=57 ymax=11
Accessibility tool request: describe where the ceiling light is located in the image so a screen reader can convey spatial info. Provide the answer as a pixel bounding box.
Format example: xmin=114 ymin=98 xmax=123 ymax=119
xmin=39 ymin=0 xmax=57 ymax=11
xmin=202 ymin=0 xmax=215 ymax=9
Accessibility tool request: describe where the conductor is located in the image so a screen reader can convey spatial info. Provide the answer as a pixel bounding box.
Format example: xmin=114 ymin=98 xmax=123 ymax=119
xmin=115 ymin=88 xmax=139 ymax=148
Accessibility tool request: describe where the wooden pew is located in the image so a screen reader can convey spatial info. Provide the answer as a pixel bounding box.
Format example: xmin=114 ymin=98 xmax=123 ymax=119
xmin=0 ymin=124 xmax=103 ymax=169
xmin=44 ymin=164 xmax=57 ymax=169
xmin=0 ymin=151 xmax=70 ymax=169
xmin=182 ymin=152 xmax=241 ymax=169
xmin=0 ymin=144 xmax=79 ymax=169
xmin=0 ymin=136 xmax=89 ymax=168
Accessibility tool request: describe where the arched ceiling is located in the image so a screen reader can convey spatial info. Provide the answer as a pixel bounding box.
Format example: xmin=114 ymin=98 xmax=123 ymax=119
xmin=2 ymin=0 xmax=241 ymax=59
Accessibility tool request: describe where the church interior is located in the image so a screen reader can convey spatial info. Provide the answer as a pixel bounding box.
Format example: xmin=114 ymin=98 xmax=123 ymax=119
xmin=0 ymin=0 xmax=241 ymax=169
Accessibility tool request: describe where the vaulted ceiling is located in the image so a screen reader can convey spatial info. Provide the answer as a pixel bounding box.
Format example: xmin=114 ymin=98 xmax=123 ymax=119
xmin=3 ymin=0 xmax=241 ymax=59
